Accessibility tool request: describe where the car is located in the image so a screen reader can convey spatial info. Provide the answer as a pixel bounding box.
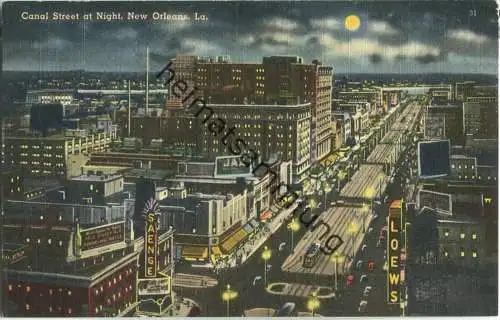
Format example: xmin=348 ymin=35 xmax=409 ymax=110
xmin=276 ymin=302 xmax=296 ymax=317
xmin=383 ymin=261 xmax=388 ymax=271
xmin=252 ymin=276 xmax=262 ymax=286
xmin=358 ymin=300 xmax=368 ymax=313
xmin=363 ymin=286 xmax=373 ymax=297
xmin=360 ymin=274 xmax=368 ymax=283
xmin=346 ymin=274 xmax=355 ymax=286
xmin=372 ymin=214 xmax=379 ymax=220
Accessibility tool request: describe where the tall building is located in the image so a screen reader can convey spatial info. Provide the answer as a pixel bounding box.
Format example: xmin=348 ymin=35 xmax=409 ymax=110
xmin=170 ymin=55 xmax=333 ymax=165
xmin=423 ymin=104 xmax=463 ymax=145
xmin=454 ymin=81 xmax=475 ymax=101
xmin=463 ymin=101 xmax=498 ymax=138
xmin=198 ymin=103 xmax=311 ymax=181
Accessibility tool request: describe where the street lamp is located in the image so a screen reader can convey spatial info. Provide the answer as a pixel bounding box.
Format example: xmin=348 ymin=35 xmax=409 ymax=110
xmin=377 ymin=172 xmax=385 ymax=198
xmin=287 ymin=219 xmax=300 ymax=253
xmin=337 ymin=171 xmax=346 ymax=191
xmin=306 ymin=292 xmax=320 ymax=316
xmin=346 ymin=221 xmax=360 ymax=259
xmin=261 ymin=246 xmax=272 ymax=287
xmin=221 ymin=284 xmax=238 ymax=317
xmin=330 ymin=253 xmax=345 ymax=292
xmin=364 ymin=186 xmax=376 ymax=233
xmin=308 ymin=198 xmax=317 ymax=209
xmin=322 ymin=183 xmax=332 ymax=210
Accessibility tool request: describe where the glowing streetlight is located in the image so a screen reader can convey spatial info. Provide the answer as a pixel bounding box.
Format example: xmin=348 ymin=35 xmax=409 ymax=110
xmin=287 ymin=219 xmax=300 ymax=253
xmin=330 ymin=253 xmax=345 ymax=292
xmin=346 ymin=221 xmax=360 ymax=258
xmin=221 ymin=284 xmax=238 ymax=317
xmin=261 ymin=246 xmax=272 ymax=287
xmin=364 ymin=186 xmax=376 ymax=233
xmin=322 ymin=183 xmax=332 ymax=210
xmin=308 ymin=198 xmax=317 ymax=209
xmin=306 ymin=291 xmax=320 ymax=316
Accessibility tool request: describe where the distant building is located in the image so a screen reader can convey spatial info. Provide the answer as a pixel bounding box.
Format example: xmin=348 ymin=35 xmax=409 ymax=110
xmin=450 ymin=155 xmax=477 ymax=180
xmin=455 ymin=81 xmax=475 ymax=101
xmin=4 ymin=129 xmax=116 ymax=178
xmin=25 ymin=89 xmax=75 ymax=106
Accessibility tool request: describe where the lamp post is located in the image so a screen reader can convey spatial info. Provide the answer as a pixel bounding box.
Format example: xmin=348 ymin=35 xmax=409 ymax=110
xmin=346 ymin=221 xmax=360 ymax=259
xmin=261 ymin=246 xmax=272 ymax=287
xmin=307 ymin=292 xmax=320 ymax=316
xmin=287 ymin=219 xmax=300 ymax=254
xmin=330 ymin=253 xmax=345 ymax=292
xmin=377 ymin=172 xmax=385 ymax=198
xmin=222 ymin=284 xmax=238 ymax=317
xmin=322 ymin=183 xmax=332 ymax=211
xmin=364 ymin=186 xmax=376 ymax=233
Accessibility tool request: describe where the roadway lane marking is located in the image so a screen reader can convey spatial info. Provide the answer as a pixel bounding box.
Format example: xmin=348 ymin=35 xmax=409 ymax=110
xmin=266 ymin=282 xmax=335 ymax=299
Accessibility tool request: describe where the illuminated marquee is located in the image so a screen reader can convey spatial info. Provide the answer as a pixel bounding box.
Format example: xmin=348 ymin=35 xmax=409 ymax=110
xmin=144 ymin=198 xmax=160 ymax=278
xmin=387 ymin=200 xmax=402 ymax=304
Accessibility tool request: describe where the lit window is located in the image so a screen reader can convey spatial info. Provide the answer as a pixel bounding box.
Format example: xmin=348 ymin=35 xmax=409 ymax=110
xmin=472 ymin=252 xmax=477 ymax=258
xmin=68 ymin=308 xmax=72 ymax=314
xmin=26 ymin=286 xmax=31 ymax=292
xmin=48 ymin=239 xmax=52 ymax=244
xmin=37 ymin=239 xmax=41 ymax=244
xmin=444 ymin=251 xmax=448 ymax=257
xmin=460 ymin=251 xmax=465 ymax=257
xmin=444 ymin=231 xmax=449 ymax=237
xmin=49 ymin=289 xmax=53 ymax=295
xmin=460 ymin=233 xmax=465 ymax=239
xmin=472 ymin=233 xmax=477 ymax=240
xmin=26 ymin=238 xmax=30 ymax=243
xmin=26 ymin=304 xmax=30 ymax=310
xmin=59 ymin=241 xmax=63 ymax=246
xmin=40 ymin=215 xmax=44 ymax=220
xmin=68 ymin=290 xmax=72 ymax=296
xmin=8 ymin=284 xmax=12 ymax=291
xmin=49 ymin=306 xmax=53 ymax=312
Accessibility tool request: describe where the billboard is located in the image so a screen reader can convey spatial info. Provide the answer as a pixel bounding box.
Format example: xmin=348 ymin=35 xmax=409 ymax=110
xmin=80 ymin=221 xmax=125 ymax=252
xmin=144 ymin=198 xmax=159 ymax=278
xmin=418 ymin=190 xmax=452 ymax=215
xmin=387 ymin=201 xmax=402 ymax=304
xmin=417 ymin=140 xmax=450 ymax=179
xmin=214 ymin=155 xmax=253 ymax=177
xmin=137 ymin=277 xmax=171 ymax=296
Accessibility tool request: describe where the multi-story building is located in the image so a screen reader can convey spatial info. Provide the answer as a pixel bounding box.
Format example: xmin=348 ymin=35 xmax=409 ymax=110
xmin=197 ymin=103 xmax=311 ymax=181
xmin=66 ymin=173 xmax=125 ymax=204
xmin=333 ymin=112 xmax=351 ymax=146
xmin=455 ymin=81 xmax=475 ymax=101
xmin=331 ymin=118 xmax=343 ymax=151
xmin=3 ymin=129 xmax=116 ymax=178
xmin=463 ymin=101 xmax=498 ymax=138
xmin=423 ymin=104 xmax=463 ymax=145
xmin=0 ymin=168 xmax=24 ymax=201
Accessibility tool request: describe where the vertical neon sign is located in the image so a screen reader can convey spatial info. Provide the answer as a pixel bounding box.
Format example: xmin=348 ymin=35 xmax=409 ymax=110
xmin=144 ymin=198 xmax=159 ymax=278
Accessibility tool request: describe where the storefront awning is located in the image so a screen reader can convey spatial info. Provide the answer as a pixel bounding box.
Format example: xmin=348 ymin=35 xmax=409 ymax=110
xmin=182 ymin=246 xmax=208 ymax=259
xmin=320 ymin=154 xmax=338 ymax=167
xmin=220 ymin=229 xmax=248 ymax=254
xmin=211 ymin=246 xmax=222 ymax=256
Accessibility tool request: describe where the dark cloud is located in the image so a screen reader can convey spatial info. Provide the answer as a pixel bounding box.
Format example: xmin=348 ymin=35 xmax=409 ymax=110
xmin=414 ymin=54 xmax=442 ymax=64
xmin=369 ymin=53 xmax=383 ymax=64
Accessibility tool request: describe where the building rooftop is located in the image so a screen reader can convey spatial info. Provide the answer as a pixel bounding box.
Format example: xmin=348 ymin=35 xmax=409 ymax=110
xmin=71 ymin=173 xmax=123 ymax=182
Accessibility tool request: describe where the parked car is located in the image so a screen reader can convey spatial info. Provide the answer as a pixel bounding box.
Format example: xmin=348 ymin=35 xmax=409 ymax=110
xmin=346 ymin=274 xmax=355 ymax=286
xmin=360 ymin=274 xmax=368 ymax=284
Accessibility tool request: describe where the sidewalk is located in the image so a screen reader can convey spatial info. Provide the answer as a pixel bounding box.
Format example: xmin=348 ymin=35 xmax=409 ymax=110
xmin=224 ymin=202 xmax=298 ymax=269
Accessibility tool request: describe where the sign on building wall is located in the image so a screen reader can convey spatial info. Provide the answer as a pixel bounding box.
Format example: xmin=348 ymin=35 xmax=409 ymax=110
xmin=214 ymin=155 xmax=253 ymax=177
xmin=144 ymin=198 xmax=160 ymax=278
xmin=418 ymin=190 xmax=453 ymax=214
xmin=387 ymin=201 xmax=402 ymax=304
xmin=137 ymin=277 xmax=171 ymax=296
xmin=80 ymin=221 xmax=125 ymax=252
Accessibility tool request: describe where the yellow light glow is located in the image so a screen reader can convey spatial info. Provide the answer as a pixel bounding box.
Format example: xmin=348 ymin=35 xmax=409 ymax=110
xmin=288 ymin=219 xmax=300 ymax=232
xmin=307 ymin=294 xmax=320 ymax=311
xmin=364 ymin=186 xmax=376 ymax=199
xmin=344 ymin=15 xmax=361 ymax=31
xmin=262 ymin=246 xmax=272 ymax=261
xmin=331 ymin=253 xmax=345 ymax=263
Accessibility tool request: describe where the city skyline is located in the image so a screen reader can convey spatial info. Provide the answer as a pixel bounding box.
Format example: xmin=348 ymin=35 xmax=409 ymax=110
xmin=3 ymin=1 xmax=498 ymax=74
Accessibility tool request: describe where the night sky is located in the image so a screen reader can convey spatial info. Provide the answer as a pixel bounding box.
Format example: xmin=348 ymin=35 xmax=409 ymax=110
xmin=2 ymin=1 xmax=499 ymax=73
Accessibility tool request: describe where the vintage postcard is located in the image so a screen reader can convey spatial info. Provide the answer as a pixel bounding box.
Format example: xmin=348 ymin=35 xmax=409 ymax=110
xmin=1 ymin=0 xmax=498 ymax=317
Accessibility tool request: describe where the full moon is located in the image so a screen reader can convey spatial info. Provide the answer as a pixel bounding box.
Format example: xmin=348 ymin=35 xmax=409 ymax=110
xmin=344 ymin=15 xmax=361 ymax=31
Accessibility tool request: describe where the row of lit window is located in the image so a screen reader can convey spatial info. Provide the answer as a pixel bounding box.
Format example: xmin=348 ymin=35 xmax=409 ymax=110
xmin=451 ymin=164 xmax=475 ymax=169
xmin=444 ymin=251 xmax=479 ymax=258
xmin=9 ymin=285 xmax=72 ymax=296
xmin=26 ymin=237 xmax=64 ymax=246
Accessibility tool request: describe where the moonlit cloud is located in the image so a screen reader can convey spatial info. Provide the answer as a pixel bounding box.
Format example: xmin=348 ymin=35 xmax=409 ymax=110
xmin=368 ymin=20 xmax=398 ymax=35
xmin=309 ymin=17 xmax=342 ymax=30
xmin=447 ymin=29 xmax=489 ymax=44
xmin=263 ymin=17 xmax=300 ymax=31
